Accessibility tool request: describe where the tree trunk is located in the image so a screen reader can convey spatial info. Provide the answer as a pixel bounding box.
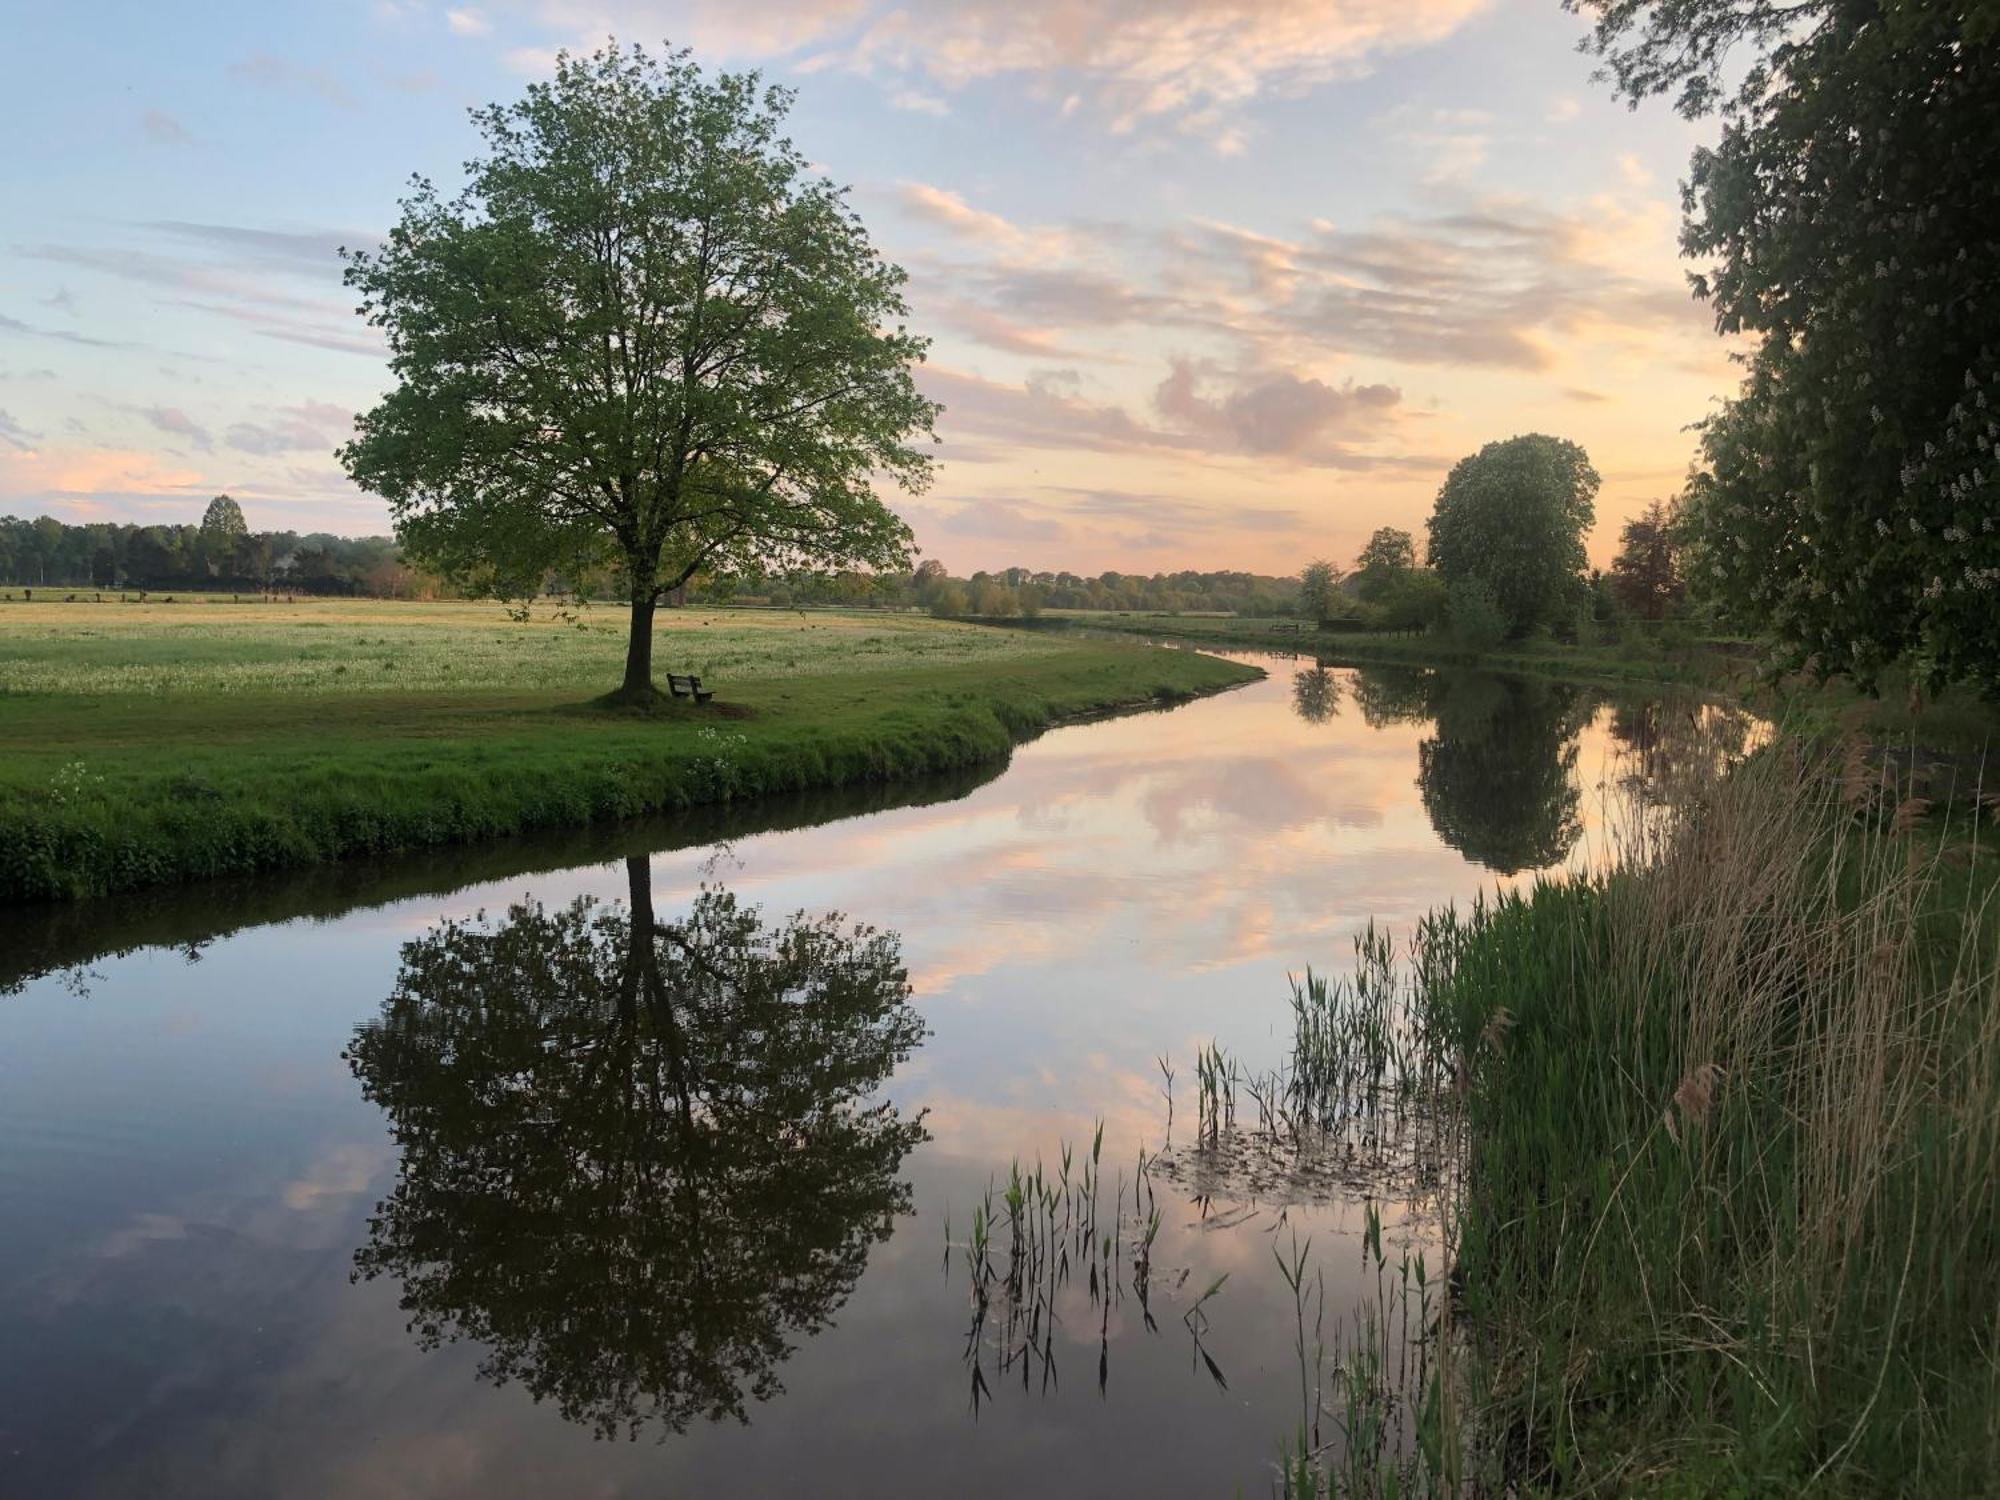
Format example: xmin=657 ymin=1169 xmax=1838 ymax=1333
xmin=618 ymin=588 xmax=658 ymax=701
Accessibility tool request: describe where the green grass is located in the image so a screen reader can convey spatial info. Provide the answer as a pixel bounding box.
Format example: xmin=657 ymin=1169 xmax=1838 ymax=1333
xmin=0 ymin=598 xmax=1257 ymax=903
xmin=1275 ymin=738 xmax=2000 ymax=1495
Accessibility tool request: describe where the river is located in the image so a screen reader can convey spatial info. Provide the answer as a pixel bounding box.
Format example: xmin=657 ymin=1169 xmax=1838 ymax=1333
xmin=0 ymin=652 xmax=1753 ymax=1497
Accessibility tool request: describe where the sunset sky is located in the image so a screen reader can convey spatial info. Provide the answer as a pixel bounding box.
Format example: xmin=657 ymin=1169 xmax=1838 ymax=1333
xmin=0 ymin=0 xmax=1740 ymax=574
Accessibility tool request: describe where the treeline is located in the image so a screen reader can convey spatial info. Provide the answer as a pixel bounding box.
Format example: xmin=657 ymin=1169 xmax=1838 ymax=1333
xmin=0 ymin=500 xmax=428 ymax=597
xmin=698 ymin=561 xmax=1303 ymax=618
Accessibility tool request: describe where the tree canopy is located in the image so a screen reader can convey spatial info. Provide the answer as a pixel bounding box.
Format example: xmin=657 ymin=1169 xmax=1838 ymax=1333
xmin=340 ymin=42 xmax=937 ymax=700
xmin=1427 ymin=435 xmax=1599 ymax=638
xmin=1298 ymin=559 xmax=1342 ymax=622
xmin=1353 ymin=527 xmax=1417 ymax=587
xmin=1609 ymin=500 xmax=1684 ymax=620
xmin=1572 ymin=0 xmax=2000 ymax=692
xmin=346 ymin=859 xmax=928 ymax=1438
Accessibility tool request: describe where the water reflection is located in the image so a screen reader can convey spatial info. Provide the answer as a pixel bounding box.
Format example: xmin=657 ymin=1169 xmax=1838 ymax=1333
xmin=1290 ymin=660 xmax=1342 ymax=725
xmin=1417 ymin=674 xmax=1592 ymax=874
xmin=345 ymin=857 xmax=928 ymax=1439
xmin=1308 ymin=665 xmax=1593 ymax=875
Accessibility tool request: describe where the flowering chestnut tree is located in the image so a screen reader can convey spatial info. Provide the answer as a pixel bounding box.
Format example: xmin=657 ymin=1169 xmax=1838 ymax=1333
xmin=1572 ymin=0 xmax=2000 ymax=691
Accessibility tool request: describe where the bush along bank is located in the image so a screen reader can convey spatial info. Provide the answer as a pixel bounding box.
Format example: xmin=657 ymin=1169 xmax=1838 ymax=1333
xmin=0 ymin=646 xmax=1256 ymax=904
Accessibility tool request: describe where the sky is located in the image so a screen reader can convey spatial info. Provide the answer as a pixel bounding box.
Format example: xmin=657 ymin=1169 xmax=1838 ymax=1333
xmin=0 ymin=0 xmax=1741 ymax=574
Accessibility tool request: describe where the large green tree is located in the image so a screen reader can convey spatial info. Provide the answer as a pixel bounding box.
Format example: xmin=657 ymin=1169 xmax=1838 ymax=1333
xmin=1571 ymin=0 xmax=2000 ymax=692
xmin=340 ymin=43 xmax=937 ymax=702
xmin=1426 ymin=435 xmax=1599 ymax=637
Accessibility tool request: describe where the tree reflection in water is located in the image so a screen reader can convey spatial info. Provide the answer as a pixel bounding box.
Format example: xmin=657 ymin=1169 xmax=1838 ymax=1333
xmin=345 ymin=856 xmax=928 ymax=1439
xmin=1418 ymin=673 xmax=1593 ymax=874
xmin=1290 ymin=659 xmax=1342 ymax=725
xmin=1345 ymin=665 xmax=1595 ymax=875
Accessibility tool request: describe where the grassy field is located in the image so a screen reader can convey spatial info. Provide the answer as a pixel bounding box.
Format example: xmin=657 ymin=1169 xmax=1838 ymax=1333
xmin=0 ymin=597 xmax=1257 ymax=903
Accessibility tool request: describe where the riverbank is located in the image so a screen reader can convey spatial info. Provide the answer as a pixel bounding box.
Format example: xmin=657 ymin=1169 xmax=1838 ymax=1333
xmin=0 ymin=600 xmax=1257 ymax=903
xmin=1284 ymin=734 xmax=2000 ymax=1495
xmin=1029 ymin=611 xmax=2000 ymax=754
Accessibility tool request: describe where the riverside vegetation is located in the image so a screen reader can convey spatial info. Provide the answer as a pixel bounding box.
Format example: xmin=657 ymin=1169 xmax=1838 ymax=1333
xmin=0 ymin=596 xmax=1254 ymax=903
xmin=1148 ymin=731 xmax=2000 ymax=1495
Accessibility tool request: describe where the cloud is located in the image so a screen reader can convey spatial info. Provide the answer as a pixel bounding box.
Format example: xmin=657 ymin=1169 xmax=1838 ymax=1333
xmin=0 ymin=311 xmax=132 ymax=350
xmin=887 ymin=87 xmax=948 ymax=116
xmin=0 ymin=444 xmax=206 ymax=505
xmin=1153 ymin=358 xmax=1401 ymax=461
xmin=895 ymin=182 xmax=1069 ymax=263
xmin=225 ymin=401 xmax=354 ymax=455
xmin=526 ymin=0 xmax=1491 ymax=145
xmin=835 ymin=0 xmax=1491 ymax=143
xmin=922 ymin=365 xmax=1190 ymax=460
xmin=139 ymin=406 xmax=213 ymax=452
xmin=226 ymin=53 xmax=355 ymax=110
xmin=0 ymin=409 xmax=36 ymax=450
xmin=141 ymin=108 xmax=191 ymax=146
xmin=922 ymin=360 xmax=1413 ymax=472
xmin=446 ymin=7 xmax=491 ymax=35
xmin=144 ymin=220 xmax=355 ymax=270
xmin=16 ymin=235 xmax=375 ymax=357
xmin=919 ymin=296 xmax=1089 ymax=358
xmin=1048 ymin=484 xmax=1302 ymax=534
xmin=1166 ymin=200 xmax=1710 ymax=371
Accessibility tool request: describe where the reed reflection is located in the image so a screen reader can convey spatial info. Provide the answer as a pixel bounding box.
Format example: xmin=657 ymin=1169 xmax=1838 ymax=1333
xmin=345 ymin=856 xmax=928 ymax=1439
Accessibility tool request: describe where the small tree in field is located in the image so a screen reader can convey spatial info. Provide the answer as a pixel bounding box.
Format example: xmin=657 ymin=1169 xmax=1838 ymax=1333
xmin=340 ymin=43 xmax=937 ymax=703
xmin=1427 ymin=435 xmax=1597 ymax=638
xmin=1298 ymin=559 xmax=1341 ymax=623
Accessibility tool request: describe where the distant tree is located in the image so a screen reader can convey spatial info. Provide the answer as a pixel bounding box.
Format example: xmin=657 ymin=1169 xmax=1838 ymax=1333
xmin=1608 ymin=501 xmax=1684 ymax=621
xmin=1373 ymin=568 xmax=1447 ymax=633
xmin=926 ymin=579 xmax=969 ymax=618
xmin=200 ymin=494 xmax=247 ymax=547
xmin=1352 ymin=526 xmax=1417 ymax=601
xmin=1427 ymin=435 xmax=1598 ymax=638
xmin=1571 ymin=0 xmax=2000 ymax=692
xmin=340 ymin=43 xmax=937 ymax=704
xmin=1298 ymin=559 xmax=1341 ymax=623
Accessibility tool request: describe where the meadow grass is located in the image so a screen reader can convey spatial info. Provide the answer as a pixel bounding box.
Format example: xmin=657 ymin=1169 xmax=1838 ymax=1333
xmin=0 ymin=597 xmax=1256 ymax=903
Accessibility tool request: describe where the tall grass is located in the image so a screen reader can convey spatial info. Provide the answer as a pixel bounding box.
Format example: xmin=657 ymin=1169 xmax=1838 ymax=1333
xmin=1337 ymin=734 xmax=2000 ymax=1493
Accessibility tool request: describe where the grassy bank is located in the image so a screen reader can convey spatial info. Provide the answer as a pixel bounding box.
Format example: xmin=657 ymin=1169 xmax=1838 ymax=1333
xmin=1279 ymin=738 xmax=2000 ymax=1494
xmin=1034 ymin=610 xmax=2000 ymax=755
xmin=0 ymin=599 xmax=1257 ymax=904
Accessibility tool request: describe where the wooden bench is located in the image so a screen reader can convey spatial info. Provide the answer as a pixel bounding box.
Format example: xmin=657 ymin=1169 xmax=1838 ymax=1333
xmin=667 ymin=672 xmax=714 ymax=704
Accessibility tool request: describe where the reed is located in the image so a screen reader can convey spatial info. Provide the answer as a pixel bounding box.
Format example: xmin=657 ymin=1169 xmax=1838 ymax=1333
xmin=1399 ymin=732 xmax=1998 ymax=1492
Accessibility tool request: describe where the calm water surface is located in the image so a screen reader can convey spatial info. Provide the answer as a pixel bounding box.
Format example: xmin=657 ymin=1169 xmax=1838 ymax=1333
xmin=0 ymin=654 xmax=1747 ymax=1497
